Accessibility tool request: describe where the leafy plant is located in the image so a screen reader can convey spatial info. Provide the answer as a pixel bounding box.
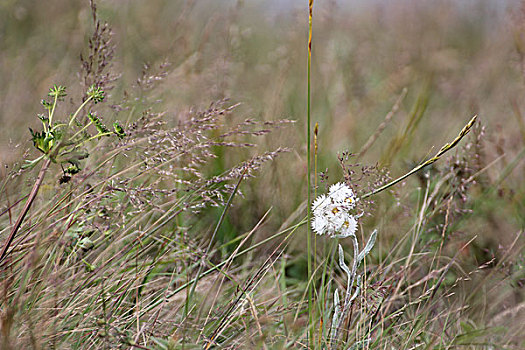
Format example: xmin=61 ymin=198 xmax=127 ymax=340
xmin=0 ymin=83 xmax=124 ymax=262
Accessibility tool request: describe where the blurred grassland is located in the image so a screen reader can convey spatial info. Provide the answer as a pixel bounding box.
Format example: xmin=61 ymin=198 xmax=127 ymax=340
xmin=0 ymin=0 xmax=524 ymax=347
xmin=1 ymin=0 xmax=523 ymax=237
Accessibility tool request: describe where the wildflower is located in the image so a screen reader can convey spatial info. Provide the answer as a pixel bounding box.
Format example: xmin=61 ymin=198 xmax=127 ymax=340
xmin=328 ymin=182 xmax=357 ymax=209
xmin=311 ymin=182 xmax=358 ymax=238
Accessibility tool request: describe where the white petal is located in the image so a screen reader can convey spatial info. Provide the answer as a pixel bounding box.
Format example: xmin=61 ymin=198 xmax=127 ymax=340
xmin=336 ymin=215 xmax=358 ymax=238
xmin=311 ymin=216 xmax=328 ymax=235
xmin=312 ymin=194 xmax=330 ymax=215
xmin=329 ymin=182 xmax=357 ymax=208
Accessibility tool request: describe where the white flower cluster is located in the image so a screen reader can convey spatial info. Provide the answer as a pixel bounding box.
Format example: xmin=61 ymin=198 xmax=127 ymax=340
xmin=311 ymin=182 xmax=358 ymax=238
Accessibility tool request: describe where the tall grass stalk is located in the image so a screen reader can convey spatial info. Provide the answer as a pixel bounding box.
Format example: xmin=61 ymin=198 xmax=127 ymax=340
xmin=0 ymin=158 xmax=51 ymax=262
xmin=185 ymin=165 xmax=247 ymax=332
xmin=307 ymin=0 xmax=314 ymax=347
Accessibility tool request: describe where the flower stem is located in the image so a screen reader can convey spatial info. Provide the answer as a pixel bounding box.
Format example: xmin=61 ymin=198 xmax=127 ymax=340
xmin=307 ymin=0 xmax=314 ymax=347
xmin=49 ymin=94 xmax=59 ymax=128
xmin=69 ymin=96 xmax=93 ymax=127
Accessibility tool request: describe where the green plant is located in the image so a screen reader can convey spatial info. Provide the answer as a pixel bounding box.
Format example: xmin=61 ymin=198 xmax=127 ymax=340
xmin=0 ymin=84 xmax=124 ymax=262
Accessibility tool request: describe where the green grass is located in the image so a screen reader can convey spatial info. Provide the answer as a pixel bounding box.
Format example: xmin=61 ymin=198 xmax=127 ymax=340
xmin=0 ymin=0 xmax=524 ymax=349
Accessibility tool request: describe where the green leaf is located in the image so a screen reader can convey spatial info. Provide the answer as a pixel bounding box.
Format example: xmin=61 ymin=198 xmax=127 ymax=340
xmin=56 ymin=151 xmax=89 ymax=168
xmin=37 ymin=114 xmax=49 ymax=123
xmin=113 ymin=122 xmax=126 ymax=139
xmin=150 ymin=337 xmax=169 ymax=350
xmin=21 ymin=155 xmax=45 ymax=169
xmin=82 ymin=259 xmax=96 ymax=272
xmin=48 ymin=84 xmax=67 ymax=99
xmin=357 ymin=229 xmax=377 ymax=267
xmin=29 ymin=128 xmax=54 ymax=154
xmin=87 ymin=85 xmax=105 ymax=103
xmin=64 ymin=164 xmax=81 ymax=175
xmin=338 ymin=244 xmax=351 ymax=278
xmin=88 ymin=112 xmax=109 ymax=134
xmin=79 ymin=237 xmax=94 ymax=250
xmin=41 ymin=99 xmax=53 ymax=110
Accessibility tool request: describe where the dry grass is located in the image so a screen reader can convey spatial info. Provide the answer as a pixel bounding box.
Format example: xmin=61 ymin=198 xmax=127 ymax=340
xmin=0 ymin=0 xmax=524 ymax=349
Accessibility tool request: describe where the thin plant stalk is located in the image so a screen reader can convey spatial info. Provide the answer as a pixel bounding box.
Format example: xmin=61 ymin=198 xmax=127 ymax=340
xmin=330 ymin=236 xmax=359 ymax=349
xmin=307 ymin=0 xmax=315 ymax=347
xmin=314 ymin=122 xmax=319 ymax=294
xmin=362 ymin=115 xmax=478 ymax=199
xmin=184 ymin=166 xmax=248 ymax=323
xmin=357 ymin=87 xmax=408 ymax=159
xmin=0 ymin=88 xmax=66 ymax=262
xmin=127 ymin=217 xmax=308 ymax=327
xmin=68 ymin=95 xmax=95 ymax=127
xmin=0 ymin=158 xmax=52 ymax=262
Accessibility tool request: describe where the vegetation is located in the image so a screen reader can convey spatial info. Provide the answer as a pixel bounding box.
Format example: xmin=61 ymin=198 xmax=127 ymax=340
xmin=0 ymin=0 xmax=523 ymax=349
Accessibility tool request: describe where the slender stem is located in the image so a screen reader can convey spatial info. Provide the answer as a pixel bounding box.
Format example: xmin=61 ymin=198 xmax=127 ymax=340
xmin=307 ymin=0 xmax=314 ymax=347
xmin=0 ymin=157 xmax=52 ymax=263
xmin=361 ymin=115 xmax=477 ymax=199
xmin=69 ymin=96 xmax=93 ymax=127
xmin=49 ymin=94 xmax=59 ymax=128
xmin=70 ymin=120 xmax=94 ymax=140
xmin=331 ymin=236 xmax=359 ymax=349
xmin=343 ymin=235 xmax=359 ymax=315
xmin=357 ymin=87 xmax=407 ymax=159
xmin=185 ymin=166 xmax=248 ymax=321
xmin=42 ymin=118 xmax=48 ymax=134
xmin=65 ymin=131 xmax=114 ymax=155
xmin=85 ymin=131 xmax=113 ymax=142
xmin=313 ymin=122 xmax=318 ymax=314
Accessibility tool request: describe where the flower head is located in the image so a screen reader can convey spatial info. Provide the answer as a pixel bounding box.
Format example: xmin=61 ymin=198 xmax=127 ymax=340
xmin=311 ymin=182 xmax=359 ymax=238
xmin=328 ymin=182 xmax=357 ymax=209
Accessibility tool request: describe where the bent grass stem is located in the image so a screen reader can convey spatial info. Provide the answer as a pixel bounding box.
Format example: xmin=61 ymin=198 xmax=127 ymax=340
xmin=0 ymin=157 xmax=52 ymax=263
xmin=362 ymin=115 xmax=478 ymax=199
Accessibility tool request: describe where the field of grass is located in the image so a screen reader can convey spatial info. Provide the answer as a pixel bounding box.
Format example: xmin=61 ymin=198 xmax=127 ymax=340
xmin=0 ymin=0 xmax=524 ymax=349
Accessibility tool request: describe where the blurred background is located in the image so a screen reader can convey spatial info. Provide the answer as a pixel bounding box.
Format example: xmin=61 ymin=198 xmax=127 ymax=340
xmin=1 ymin=0 xmax=524 ymax=234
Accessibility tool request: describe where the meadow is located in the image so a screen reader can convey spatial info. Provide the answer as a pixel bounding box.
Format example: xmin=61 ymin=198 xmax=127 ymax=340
xmin=0 ymin=0 xmax=524 ymax=349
